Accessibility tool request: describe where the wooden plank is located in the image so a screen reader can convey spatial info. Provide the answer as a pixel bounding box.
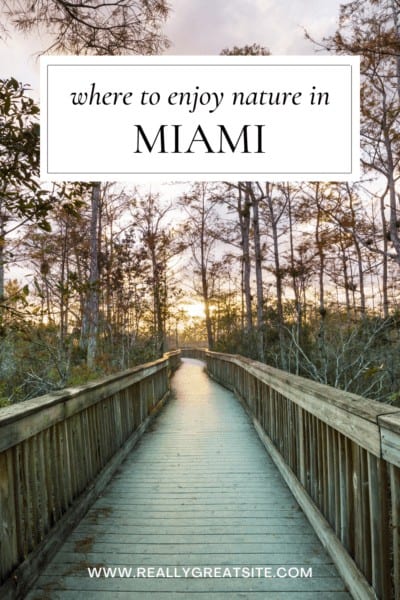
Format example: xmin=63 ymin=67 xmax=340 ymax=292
xmin=66 ymin=416 xmax=78 ymax=501
xmin=11 ymin=444 xmax=24 ymax=562
xmin=342 ymin=436 xmax=353 ymax=554
xmin=26 ymin=591 xmax=352 ymax=600
xmin=367 ymin=454 xmax=390 ymax=599
xmin=60 ymin=420 xmax=73 ymax=511
xmin=74 ymin=524 xmax=314 ymax=535
xmin=43 ymin=427 xmax=56 ymax=527
xmin=390 ymin=464 xmax=400 ymax=600
xmin=352 ymin=443 xmax=363 ymax=571
xmin=379 ymin=413 xmax=400 ymax=468
xmin=21 ymin=439 xmax=34 ymax=556
xmin=37 ymin=433 xmax=49 ymax=540
xmin=81 ymin=410 xmax=93 ymax=483
xmin=50 ymin=550 xmax=338 ymax=565
xmin=0 ymin=452 xmax=17 ymax=581
xmin=332 ymin=430 xmax=340 ymax=538
xmin=29 ymin=575 xmax=349 ymax=593
xmin=303 ymin=411 xmax=311 ymax=496
xmin=359 ymin=448 xmax=371 ymax=580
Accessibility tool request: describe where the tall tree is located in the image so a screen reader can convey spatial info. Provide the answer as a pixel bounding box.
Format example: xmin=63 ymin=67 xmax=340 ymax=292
xmin=315 ymin=0 xmax=400 ymax=266
xmin=0 ymin=78 xmax=52 ymax=303
xmin=85 ymin=182 xmax=101 ymax=369
xmin=250 ymin=183 xmax=265 ymax=360
xmin=130 ymin=193 xmax=178 ymax=357
xmin=257 ymin=182 xmax=287 ymax=364
xmin=221 ymin=43 xmax=270 ymax=351
xmin=239 ymin=184 xmax=253 ymax=334
xmin=180 ymin=183 xmax=222 ymax=350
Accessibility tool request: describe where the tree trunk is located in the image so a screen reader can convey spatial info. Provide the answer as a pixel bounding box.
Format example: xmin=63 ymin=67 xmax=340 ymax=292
xmin=250 ymin=183 xmax=265 ymax=361
xmin=0 ymin=217 xmax=5 ymax=304
xmin=380 ymin=194 xmax=390 ymax=318
xmin=314 ymin=184 xmax=326 ymax=316
xmin=265 ymin=184 xmax=285 ymax=366
xmin=86 ymin=182 xmax=101 ymax=369
xmin=391 ymin=0 xmax=400 ymax=102
xmin=199 ymin=194 xmax=214 ymax=349
xmin=150 ymin=243 xmax=165 ymax=356
xmin=382 ymin=88 xmax=400 ymax=266
xmin=287 ymin=189 xmax=302 ymax=374
xmin=239 ymin=185 xmax=253 ymax=332
xmin=339 ymin=237 xmax=351 ymax=314
xmin=346 ymin=184 xmax=366 ymax=316
xmin=314 ymin=183 xmax=328 ymax=381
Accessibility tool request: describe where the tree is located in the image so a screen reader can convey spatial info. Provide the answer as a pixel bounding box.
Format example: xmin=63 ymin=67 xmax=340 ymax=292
xmin=221 ymin=43 xmax=270 ymax=56
xmin=1 ymin=0 xmax=170 ymax=371
xmin=0 ymin=78 xmax=52 ymax=303
xmin=180 ymin=183 xmax=222 ymax=350
xmin=313 ymin=0 xmax=400 ymax=267
xmin=220 ymin=45 xmax=271 ymax=359
xmin=3 ymin=0 xmax=169 ymax=54
xmin=256 ymin=182 xmax=287 ymax=364
xmin=85 ymin=182 xmax=101 ymax=369
xmin=237 ymin=183 xmax=253 ymax=334
xmin=250 ymin=183 xmax=265 ymax=360
xmin=129 ymin=193 xmax=180 ymax=357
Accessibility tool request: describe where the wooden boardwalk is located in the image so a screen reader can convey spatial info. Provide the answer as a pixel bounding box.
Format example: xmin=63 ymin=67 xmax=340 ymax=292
xmin=27 ymin=359 xmax=351 ymax=599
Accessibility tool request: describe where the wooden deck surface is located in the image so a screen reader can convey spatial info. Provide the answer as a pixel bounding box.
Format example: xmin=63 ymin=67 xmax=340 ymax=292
xmin=27 ymin=359 xmax=351 ymax=599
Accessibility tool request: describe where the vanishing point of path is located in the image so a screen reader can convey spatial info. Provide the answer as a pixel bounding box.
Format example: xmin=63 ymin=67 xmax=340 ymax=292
xmin=27 ymin=358 xmax=351 ymax=599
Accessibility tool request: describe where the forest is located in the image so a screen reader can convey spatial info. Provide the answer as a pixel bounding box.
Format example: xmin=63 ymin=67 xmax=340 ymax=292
xmin=0 ymin=0 xmax=399 ymax=406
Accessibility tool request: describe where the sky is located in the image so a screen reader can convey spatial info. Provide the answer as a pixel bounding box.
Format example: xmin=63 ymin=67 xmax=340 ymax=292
xmin=0 ymin=0 xmax=344 ymax=94
xmin=164 ymin=0 xmax=343 ymax=56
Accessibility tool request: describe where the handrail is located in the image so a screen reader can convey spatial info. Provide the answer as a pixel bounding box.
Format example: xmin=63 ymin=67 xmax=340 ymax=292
xmin=204 ymin=350 xmax=400 ymax=600
xmin=0 ymin=350 xmax=181 ymax=599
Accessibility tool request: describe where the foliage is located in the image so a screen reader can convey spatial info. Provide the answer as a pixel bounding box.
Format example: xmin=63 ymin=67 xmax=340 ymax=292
xmin=3 ymin=0 xmax=169 ymax=54
xmin=212 ymin=300 xmax=400 ymax=403
xmin=0 ymin=78 xmax=51 ymax=229
xmin=220 ymin=43 xmax=270 ymax=55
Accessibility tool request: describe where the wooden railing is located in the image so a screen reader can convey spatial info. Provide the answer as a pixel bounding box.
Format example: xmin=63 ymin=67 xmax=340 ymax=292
xmin=2 ymin=348 xmax=398 ymax=599
xmin=180 ymin=346 xmax=208 ymax=360
xmin=204 ymin=350 xmax=400 ymax=600
xmin=180 ymin=346 xmax=207 ymax=360
xmin=0 ymin=351 xmax=180 ymax=599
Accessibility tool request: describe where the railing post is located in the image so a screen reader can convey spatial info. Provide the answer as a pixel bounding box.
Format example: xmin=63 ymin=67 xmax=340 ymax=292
xmin=379 ymin=413 xmax=400 ymax=600
xmin=298 ymin=406 xmax=306 ymax=486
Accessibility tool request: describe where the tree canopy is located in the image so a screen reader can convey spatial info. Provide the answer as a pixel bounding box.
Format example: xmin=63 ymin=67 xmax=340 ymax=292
xmin=2 ymin=0 xmax=170 ymax=54
xmin=0 ymin=78 xmax=51 ymax=229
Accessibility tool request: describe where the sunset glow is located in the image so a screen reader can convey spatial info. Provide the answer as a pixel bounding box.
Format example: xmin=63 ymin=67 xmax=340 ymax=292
xmin=181 ymin=302 xmax=206 ymax=319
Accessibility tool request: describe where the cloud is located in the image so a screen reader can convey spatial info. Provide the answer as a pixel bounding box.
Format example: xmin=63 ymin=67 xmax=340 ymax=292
xmin=0 ymin=1 xmax=343 ymax=95
xmin=164 ymin=0 xmax=343 ymax=55
xmin=0 ymin=26 xmax=44 ymax=95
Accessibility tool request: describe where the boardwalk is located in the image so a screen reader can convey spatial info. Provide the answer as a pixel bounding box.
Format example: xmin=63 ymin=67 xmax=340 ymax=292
xmin=27 ymin=359 xmax=351 ymax=599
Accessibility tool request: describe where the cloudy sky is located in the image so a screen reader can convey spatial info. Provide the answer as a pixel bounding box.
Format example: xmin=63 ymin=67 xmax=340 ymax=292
xmin=165 ymin=0 xmax=343 ymax=55
xmin=0 ymin=0 xmax=343 ymax=93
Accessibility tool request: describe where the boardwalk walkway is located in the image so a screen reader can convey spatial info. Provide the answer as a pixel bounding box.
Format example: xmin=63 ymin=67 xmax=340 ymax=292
xmin=27 ymin=359 xmax=351 ymax=599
